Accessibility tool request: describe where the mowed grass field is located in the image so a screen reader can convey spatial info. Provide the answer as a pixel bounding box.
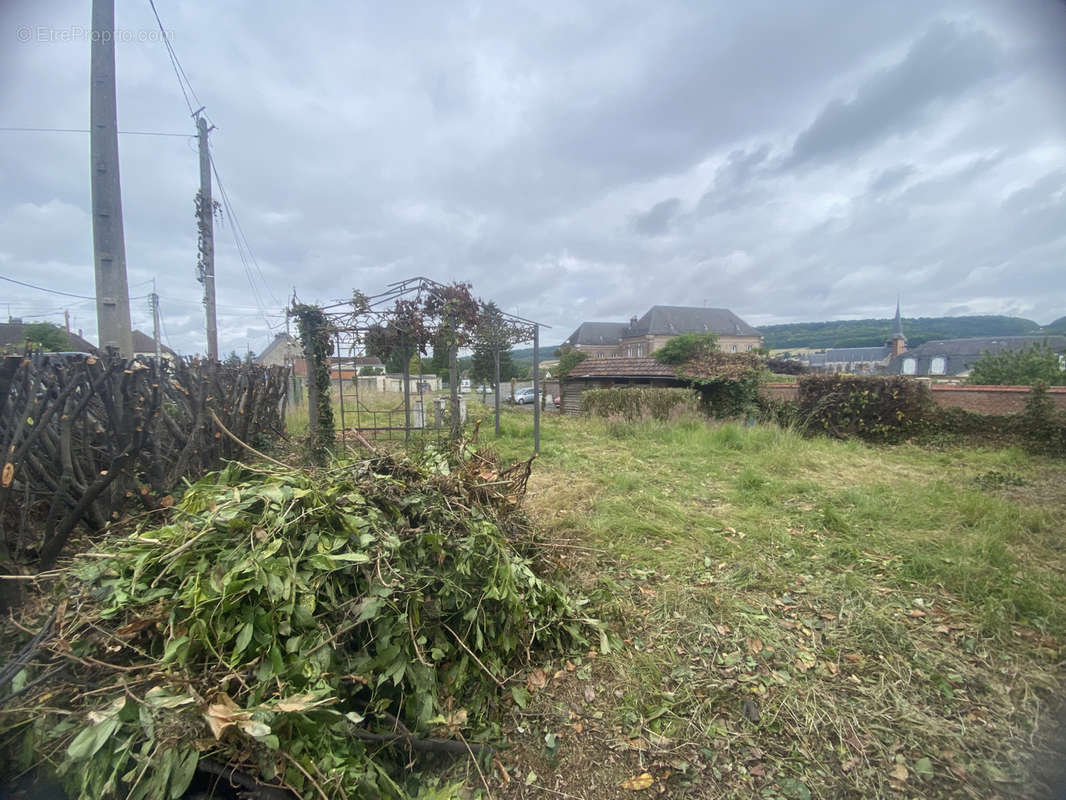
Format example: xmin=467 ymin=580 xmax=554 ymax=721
xmin=464 ymin=406 xmax=1066 ymax=799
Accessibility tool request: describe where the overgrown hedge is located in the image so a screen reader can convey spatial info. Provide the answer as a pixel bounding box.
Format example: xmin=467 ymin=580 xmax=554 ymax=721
xmin=797 ymin=375 xmax=933 ymax=442
xmin=581 ymin=387 xmax=698 ymax=422
xmin=779 ymin=376 xmax=1066 ymax=455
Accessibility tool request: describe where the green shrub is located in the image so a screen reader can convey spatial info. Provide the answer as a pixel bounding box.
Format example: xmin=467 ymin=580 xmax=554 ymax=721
xmin=654 ymin=333 xmax=719 ymax=365
xmin=581 ymin=387 xmax=698 ymax=422
xmin=797 ymin=375 xmax=933 ymax=442
xmin=967 ymin=342 xmax=1066 ymax=386
xmin=1015 ymin=382 xmax=1066 ymax=456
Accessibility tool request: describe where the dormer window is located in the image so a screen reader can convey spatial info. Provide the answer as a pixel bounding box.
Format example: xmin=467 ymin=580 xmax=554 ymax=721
xmin=930 ymin=356 xmax=946 ymax=375
xmin=902 ymin=358 xmax=917 ymax=375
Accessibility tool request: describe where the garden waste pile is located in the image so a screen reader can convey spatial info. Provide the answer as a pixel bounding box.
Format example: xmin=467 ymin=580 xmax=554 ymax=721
xmin=1 ymin=444 xmax=601 ymax=799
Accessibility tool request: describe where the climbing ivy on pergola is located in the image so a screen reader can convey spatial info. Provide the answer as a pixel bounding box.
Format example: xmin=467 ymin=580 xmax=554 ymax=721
xmin=292 ymin=276 xmax=549 ymax=451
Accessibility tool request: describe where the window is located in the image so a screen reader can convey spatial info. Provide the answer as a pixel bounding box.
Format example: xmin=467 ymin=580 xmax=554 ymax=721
xmin=745 ymin=345 xmax=752 ymax=351
xmin=930 ymin=356 xmax=946 ymax=375
xmin=902 ymin=358 xmax=917 ymax=375
xmin=730 ymin=345 xmax=737 ymax=352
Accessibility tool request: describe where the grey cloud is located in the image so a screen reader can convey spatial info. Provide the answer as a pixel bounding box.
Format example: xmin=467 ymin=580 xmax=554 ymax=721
xmin=630 ymin=198 xmax=681 ymax=236
xmin=867 ymin=165 xmax=916 ymax=195
xmin=3 ymin=0 xmax=1066 ymax=354
xmin=787 ymin=19 xmax=1004 ymax=167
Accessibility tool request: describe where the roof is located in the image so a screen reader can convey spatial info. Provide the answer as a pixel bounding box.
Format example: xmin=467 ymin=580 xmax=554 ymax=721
xmin=329 ymin=355 xmax=383 ymax=366
xmin=0 ymin=322 xmax=96 ymax=354
xmin=258 ymin=333 xmax=302 ymax=364
xmin=887 ymin=335 xmax=1066 ymax=376
xmin=818 ymin=346 xmax=891 ymax=364
xmin=131 ymin=329 xmax=177 ymax=357
xmin=567 ymin=357 xmax=677 ymax=378
xmin=625 ymin=306 xmax=761 ymax=338
xmin=565 ymin=322 xmax=629 ymax=347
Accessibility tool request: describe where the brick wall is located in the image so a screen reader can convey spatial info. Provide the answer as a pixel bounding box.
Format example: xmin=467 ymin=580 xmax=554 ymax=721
xmin=759 ymin=382 xmax=1066 ymax=415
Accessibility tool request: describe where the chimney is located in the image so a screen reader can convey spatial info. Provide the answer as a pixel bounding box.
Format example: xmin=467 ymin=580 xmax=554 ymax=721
xmin=629 ymin=316 xmax=637 ymax=327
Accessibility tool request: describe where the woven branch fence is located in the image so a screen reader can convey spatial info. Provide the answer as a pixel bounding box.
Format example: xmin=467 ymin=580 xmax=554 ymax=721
xmin=0 ymin=354 xmax=289 ymax=569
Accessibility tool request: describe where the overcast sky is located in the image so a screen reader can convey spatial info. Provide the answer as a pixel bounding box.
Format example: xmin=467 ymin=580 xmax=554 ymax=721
xmin=2 ymin=1 xmax=1065 ymax=354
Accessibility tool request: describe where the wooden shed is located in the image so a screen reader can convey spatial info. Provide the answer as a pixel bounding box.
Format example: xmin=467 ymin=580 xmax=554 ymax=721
xmin=561 ymin=357 xmax=684 ymax=415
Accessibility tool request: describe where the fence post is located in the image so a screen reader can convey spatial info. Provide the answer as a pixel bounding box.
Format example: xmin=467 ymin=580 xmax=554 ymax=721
xmin=533 ymin=323 xmax=540 ymax=453
xmin=336 ymin=335 xmax=345 ymax=447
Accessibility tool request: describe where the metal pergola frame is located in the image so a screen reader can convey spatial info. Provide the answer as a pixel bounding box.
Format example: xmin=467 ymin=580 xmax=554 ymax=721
xmin=313 ymin=276 xmax=551 ymax=451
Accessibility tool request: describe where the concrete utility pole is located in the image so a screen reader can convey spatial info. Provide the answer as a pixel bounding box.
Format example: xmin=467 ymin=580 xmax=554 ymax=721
xmin=195 ymin=112 xmax=218 ymax=361
xmin=150 ymin=279 xmax=162 ymax=361
xmin=90 ymin=0 xmax=133 ymax=357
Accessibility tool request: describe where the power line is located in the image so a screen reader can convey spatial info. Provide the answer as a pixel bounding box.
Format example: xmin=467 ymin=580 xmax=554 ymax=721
xmin=157 ymin=305 xmax=173 ymax=349
xmin=146 ymin=0 xmax=201 ymax=117
xmin=0 ymin=274 xmax=153 ymax=302
xmin=0 ymin=126 xmax=190 ymax=137
xmin=208 ymin=158 xmax=281 ymax=331
xmin=209 ymin=156 xmax=281 ymax=307
xmin=1 ymin=273 xmax=96 ymax=300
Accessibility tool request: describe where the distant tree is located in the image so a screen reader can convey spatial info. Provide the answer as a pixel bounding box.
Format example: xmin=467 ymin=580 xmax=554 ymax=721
xmin=358 ymin=365 xmax=383 ymax=376
xmin=554 ymin=345 xmax=589 ymax=379
xmin=654 ymin=333 xmax=719 ymax=365
xmin=23 ymin=322 xmax=70 ymax=352
xmin=223 ymin=350 xmax=242 ymax=367
xmin=470 ymin=302 xmax=524 ymax=387
xmin=967 ymin=343 xmax=1066 ymax=386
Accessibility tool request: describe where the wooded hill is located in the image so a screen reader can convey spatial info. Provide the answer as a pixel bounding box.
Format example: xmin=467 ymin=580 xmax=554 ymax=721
xmin=760 ymin=315 xmax=1046 ymax=350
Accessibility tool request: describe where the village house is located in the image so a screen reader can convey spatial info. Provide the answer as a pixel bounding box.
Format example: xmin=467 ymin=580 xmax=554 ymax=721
xmin=130 ymin=329 xmax=178 ymax=362
xmin=887 ymin=335 xmax=1066 ymax=378
xmin=564 ymin=305 xmax=762 ymax=358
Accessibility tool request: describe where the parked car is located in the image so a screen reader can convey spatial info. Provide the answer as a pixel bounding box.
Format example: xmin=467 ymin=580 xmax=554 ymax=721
xmin=512 ymin=387 xmax=536 ymax=405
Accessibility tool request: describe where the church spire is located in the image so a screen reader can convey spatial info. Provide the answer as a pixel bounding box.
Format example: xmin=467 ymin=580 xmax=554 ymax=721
xmin=888 ymin=296 xmax=906 ymax=356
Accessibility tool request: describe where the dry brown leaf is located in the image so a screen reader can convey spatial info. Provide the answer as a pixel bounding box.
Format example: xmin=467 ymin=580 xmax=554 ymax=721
xmin=276 ymin=693 xmax=332 ymax=713
xmin=527 ymin=668 xmax=548 ymax=690
xmin=583 ymin=684 xmax=596 ymax=703
xmin=747 ymin=637 xmax=764 ymax=655
xmin=890 ymin=762 xmax=909 ymax=783
xmin=620 ymin=772 xmax=655 ymax=790
xmin=204 ymin=693 xmax=252 ymax=739
xmin=907 ymin=609 xmax=927 ymax=618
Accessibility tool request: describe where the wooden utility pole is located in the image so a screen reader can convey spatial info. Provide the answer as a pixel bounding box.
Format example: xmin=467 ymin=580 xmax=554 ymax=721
xmin=90 ymin=0 xmax=133 ymax=357
xmin=195 ymin=112 xmax=218 ymax=361
xmin=150 ymin=280 xmax=162 ymax=362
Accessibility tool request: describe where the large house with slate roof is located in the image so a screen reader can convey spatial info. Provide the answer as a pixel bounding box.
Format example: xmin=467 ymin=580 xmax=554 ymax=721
xmin=887 ymin=335 xmax=1066 ymax=378
xmin=564 ymin=305 xmax=762 ymax=359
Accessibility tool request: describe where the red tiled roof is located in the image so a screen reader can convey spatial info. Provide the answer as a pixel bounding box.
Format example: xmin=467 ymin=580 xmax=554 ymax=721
xmin=567 ymin=357 xmax=677 ymax=378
